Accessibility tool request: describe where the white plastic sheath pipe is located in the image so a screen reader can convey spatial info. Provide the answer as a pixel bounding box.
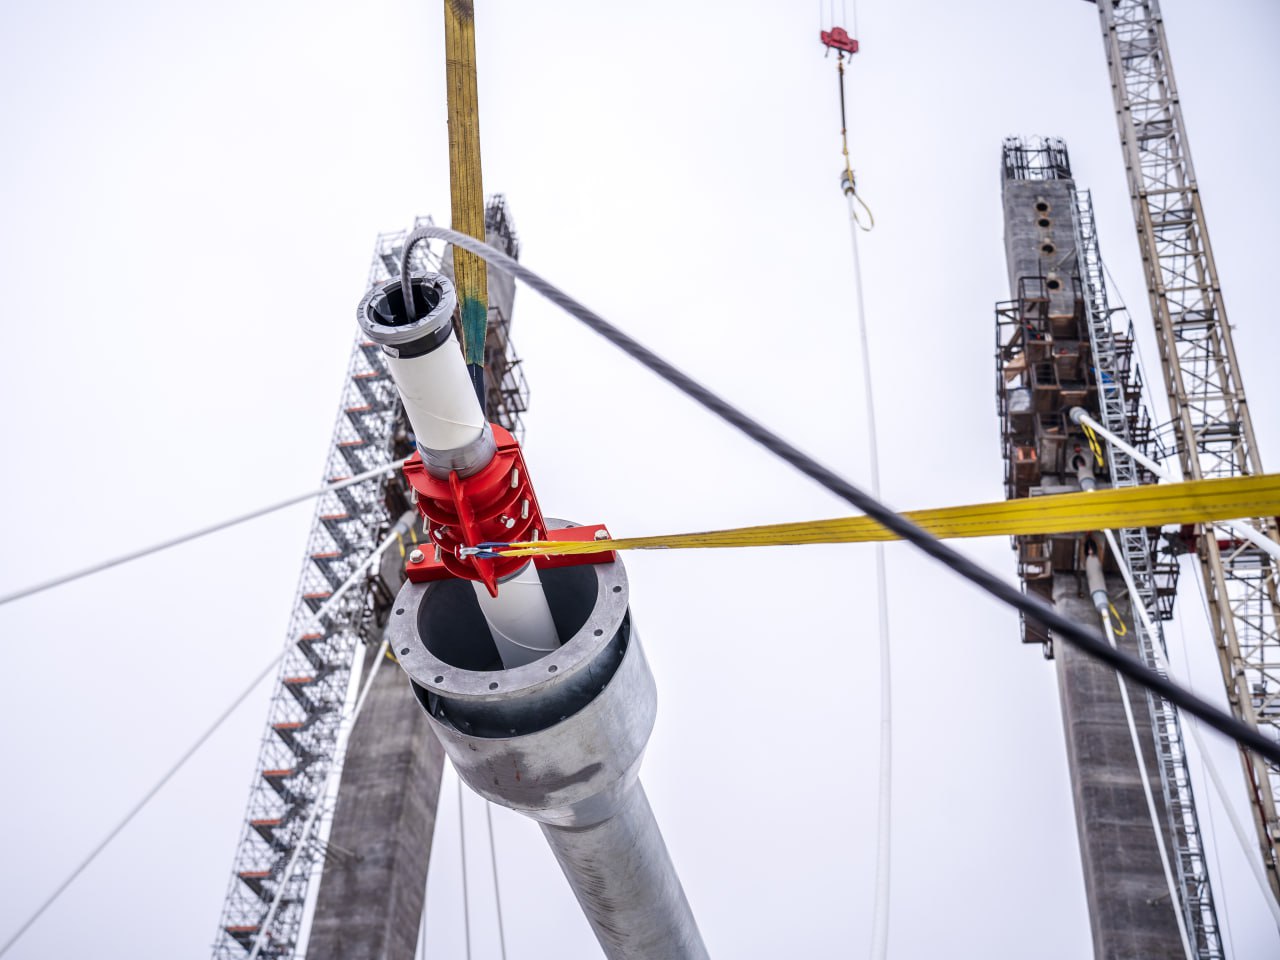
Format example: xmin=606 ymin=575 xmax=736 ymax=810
xmin=1085 ymin=553 xmax=1196 ymax=960
xmin=1102 ymin=526 xmax=1280 ymax=928
xmin=388 ymin=334 xmax=488 ymax=452
xmin=472 ymin=563 xmax=560 ymax=668
xmin=377 ymin=282 xmax=558 ymax=667
xmin=1071 ymin=408 xmax=1280 ymax=565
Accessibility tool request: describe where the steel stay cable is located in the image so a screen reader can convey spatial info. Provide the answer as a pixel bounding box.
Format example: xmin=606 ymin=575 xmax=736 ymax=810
xmin=0 ymin=527 xmax=401 ymax=960
xmin=457 ymin=777 xmax=472 ymax=960
xmin=485 ymin=803 xmax=509 ymax=960
xmin=0 ymin=457 xmax=409 ymax=607
xmin=0 ymin=528 xmax=402 ymax=958
xmin=0 ymin=653 xmax=284 ymax=958
xmin=398 ymin=224 xmax=1280 ymax=767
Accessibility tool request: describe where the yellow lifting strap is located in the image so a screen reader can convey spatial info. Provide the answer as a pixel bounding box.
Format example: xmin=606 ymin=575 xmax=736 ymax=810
xmin=495 ymin=473 xmax=1280 ymax=559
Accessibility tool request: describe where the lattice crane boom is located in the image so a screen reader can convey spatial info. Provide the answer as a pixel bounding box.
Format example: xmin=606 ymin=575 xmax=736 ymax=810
xmin=1093 ymin=0 xmax=1280 ymax=902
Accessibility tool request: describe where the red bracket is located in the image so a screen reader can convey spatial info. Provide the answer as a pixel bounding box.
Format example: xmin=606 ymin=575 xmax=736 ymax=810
xmin=820 ymin=27 xmax=859 ymax=55
xmin=402 ymin=424 xmax=616 ymax=595
xmin=405 ymin=523 xmax=617 ymax=585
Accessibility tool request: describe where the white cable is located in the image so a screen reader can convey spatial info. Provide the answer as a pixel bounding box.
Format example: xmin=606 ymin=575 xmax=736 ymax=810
xmin=0 ymin=653 xmax=282 ymax=958
xmin=1073 ymin=409 xmax=1280 ymax=565
xmin=247 ymin=636 xmax=391 ymax=960
xmin=1078 ymin=463 xmax=1223 ymax=949
xmin=1180 ymin=607 xmax=1240 ymax=960
xmin=0 ymin=531 xmax=399 ymax=958
xmin=0 ymin=457 xmax=409 ymax=607
xmin=1105 ymin=529 xmax=1280 ymax=929
xmin=458 ymin=777 xmax=473 ymax=960
xmin=845 ymin=184 xmax=892 ymax=960
xmin=485 ymin=803 xmax=509 ymax=960
xmin=312 ymin=524 xmax=407 ymax=624
xmin=1096 ymin=604 xmax=1196 ymax=960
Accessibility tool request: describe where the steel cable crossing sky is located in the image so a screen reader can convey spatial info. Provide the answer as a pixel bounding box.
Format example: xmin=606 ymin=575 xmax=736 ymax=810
xmin=399 ymin=224 xmax=1280 ymax=768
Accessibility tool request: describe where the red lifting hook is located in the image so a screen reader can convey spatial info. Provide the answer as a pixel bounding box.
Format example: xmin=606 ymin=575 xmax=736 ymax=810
xmin=820 ymin=26 xmax=859 ymax=56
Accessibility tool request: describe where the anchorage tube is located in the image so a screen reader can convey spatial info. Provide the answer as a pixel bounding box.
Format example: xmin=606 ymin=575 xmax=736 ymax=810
xmin=1104 ymin=527 xmax=1280 ymax=929
xmin=1072 ymin=408 xmax=1280 ymax=565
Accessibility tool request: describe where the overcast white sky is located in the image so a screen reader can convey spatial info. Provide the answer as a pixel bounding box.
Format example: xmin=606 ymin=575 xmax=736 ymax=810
xmin=1 ymin=1 xmax=1279 ymax=957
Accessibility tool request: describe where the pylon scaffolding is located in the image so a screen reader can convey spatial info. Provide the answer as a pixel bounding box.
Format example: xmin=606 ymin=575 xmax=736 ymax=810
xmin=1093 ymin=0 xmax=1280 ymax=903
xmin=212 ymin=201 xmax=526 ymax=959
xmin=996 ymin=136 xmax=1220 ymax=957
xmin=1073 ymin=182 xmax=1222 ymax=957
xmin=211 ymin=330 xmax=403 ymax=960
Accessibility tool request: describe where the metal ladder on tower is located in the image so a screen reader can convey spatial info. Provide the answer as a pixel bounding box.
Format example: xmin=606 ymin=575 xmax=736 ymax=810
xmin=211 ymin=207 xmax=527 ymax=957
xmin=210 ymin=229 xmax=438 ymax=958
xmin=1093 ymin=0 xmax=1280 ymax=905
xmin=1072 ymin=186 xmax=1223 ymax=958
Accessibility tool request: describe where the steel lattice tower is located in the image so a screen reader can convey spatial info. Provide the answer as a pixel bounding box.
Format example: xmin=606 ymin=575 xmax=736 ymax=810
xmin=1094 ymin=0 xmax=1280 ymax=902
xmin=212 ymin=203 xmax=527 ymax=958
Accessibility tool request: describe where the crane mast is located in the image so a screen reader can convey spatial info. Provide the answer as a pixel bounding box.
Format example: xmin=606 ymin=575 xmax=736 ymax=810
xmin=1093 ymin=0 xmax=1280 ymax=902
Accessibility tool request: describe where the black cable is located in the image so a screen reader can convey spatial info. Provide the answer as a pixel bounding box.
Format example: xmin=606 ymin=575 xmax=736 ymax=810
xmin=838 ymin=58 xmax=849 ymax=140
xmin=400 ymin=236 xmax=420 ymax=323
xmin=398 ymin=224 xmax=1280 ymax=768
xmin=468 ymin=362 xmax=486 ymax=410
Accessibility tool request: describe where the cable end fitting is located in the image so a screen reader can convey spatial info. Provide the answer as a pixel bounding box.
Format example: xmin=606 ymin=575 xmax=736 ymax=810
xmin=357 ymin=273 xmax=457 ymax=359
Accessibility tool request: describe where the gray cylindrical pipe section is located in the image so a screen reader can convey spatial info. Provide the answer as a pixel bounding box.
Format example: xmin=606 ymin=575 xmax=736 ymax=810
xmin=542 ymin=782 xmax=705 ymax=960
xmin=386 ymin=520 xmax=707 ymax=960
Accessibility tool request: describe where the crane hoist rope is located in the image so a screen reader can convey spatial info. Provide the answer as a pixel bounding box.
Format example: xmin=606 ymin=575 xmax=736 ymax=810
xmin=821 ymin=17 xmax=886 ymax=959
xmin=838 ymin=63 xmax=873 ymax=231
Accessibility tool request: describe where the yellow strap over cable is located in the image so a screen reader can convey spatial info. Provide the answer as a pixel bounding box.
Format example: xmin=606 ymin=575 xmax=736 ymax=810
xmin=495 ymin=473 xmax=1280 ymax=559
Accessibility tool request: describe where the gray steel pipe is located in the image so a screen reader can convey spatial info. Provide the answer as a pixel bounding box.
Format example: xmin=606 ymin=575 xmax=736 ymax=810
xmin=386 ymin=520 xmax=707 ymax=959
xmin=542 ymin=782 xmax=703 ymax=958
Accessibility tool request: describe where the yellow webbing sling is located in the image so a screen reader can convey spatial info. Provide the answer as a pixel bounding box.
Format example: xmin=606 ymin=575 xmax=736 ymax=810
xmin=493 ymin=473 xmax=1280 ymax=559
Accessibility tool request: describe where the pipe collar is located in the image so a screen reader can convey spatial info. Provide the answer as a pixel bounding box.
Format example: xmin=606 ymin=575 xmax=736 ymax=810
xmin=386 ymin=519 xmax=656 ymax=827
xmin=358 ymin=272 xmax=457 ymax=358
